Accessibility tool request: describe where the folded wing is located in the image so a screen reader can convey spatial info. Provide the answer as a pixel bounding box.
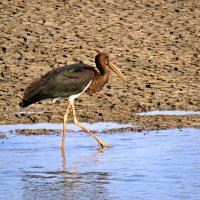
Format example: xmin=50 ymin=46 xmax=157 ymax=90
xmin=20 ymin=63 xmax=94 ymax=107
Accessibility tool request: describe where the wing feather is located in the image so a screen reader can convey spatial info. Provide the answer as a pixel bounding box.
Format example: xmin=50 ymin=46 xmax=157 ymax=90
xmin=43 ymin=66 xmax=94 ymax=97
xmin=20 ymin=63 xmax=95 ymax=107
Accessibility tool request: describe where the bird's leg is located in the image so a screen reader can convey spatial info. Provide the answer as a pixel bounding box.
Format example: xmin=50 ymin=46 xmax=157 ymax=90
xmin=71 ymin=102 xmax=112 ymax=149
xmin=61 ymin=102 xmax=72 ymax=153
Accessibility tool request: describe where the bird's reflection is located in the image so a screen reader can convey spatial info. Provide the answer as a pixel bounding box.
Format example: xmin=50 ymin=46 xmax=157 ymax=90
xmin=62 ymin=147 xmax=104 ymax=171
xmin=22 ymin=148 xmax=110 ymax=200
xmin=62 ymin=148 xmax=67 ymax=171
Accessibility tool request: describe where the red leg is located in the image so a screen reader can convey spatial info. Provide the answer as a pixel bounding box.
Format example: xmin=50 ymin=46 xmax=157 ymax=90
xmin=71 ymin=102 xmax=112 ymax=148
xmin=61 ymin=102 xmax=72 ymax=153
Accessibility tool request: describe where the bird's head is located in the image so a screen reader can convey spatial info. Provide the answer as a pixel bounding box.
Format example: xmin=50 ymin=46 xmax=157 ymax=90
xmin=95 ymin=52 xmax=126 ymax=80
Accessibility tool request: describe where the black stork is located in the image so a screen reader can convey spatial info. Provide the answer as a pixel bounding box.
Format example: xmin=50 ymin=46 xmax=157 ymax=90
xmin=20 ymin=52 xmax=126 ymax=152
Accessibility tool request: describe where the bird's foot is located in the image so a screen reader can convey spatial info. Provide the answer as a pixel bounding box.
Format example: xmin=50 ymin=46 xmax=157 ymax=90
xmin=97 ymin=147 xmax=104 ymax=153
xmin=97 ymin=142 xmax=112 ymax=153
xmin=98 ymin=141 xmax=112 ymax=149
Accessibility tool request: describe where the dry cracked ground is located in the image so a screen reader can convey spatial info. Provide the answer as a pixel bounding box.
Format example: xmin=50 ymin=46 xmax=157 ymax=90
xmin=0 ymin=0 xmax=200 ymax=132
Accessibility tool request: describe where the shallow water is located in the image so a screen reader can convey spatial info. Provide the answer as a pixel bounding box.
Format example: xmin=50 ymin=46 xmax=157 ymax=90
xmin=137 ymin=110 xmax=200 ymax=116
xmin=0 ymin=125 xmax=200 ymax=200
xmin=0 ymin=122 xmax=134 ymax=133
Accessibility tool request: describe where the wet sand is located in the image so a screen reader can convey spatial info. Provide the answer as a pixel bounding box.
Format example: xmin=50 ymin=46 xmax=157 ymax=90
xmin=0 ymin=0 xmax=200 ymax=130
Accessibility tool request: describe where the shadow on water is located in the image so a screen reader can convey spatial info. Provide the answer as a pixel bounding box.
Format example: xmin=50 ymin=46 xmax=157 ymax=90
xmin=0 ymin=124 xmax=200 ymax=200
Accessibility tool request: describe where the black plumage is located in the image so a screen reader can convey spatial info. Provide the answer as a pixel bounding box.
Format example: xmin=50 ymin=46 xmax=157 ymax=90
xmin=20 ymin=64 xmax=94 ymax=107
xmin=20 ymin=52 xmax=126 ymax=152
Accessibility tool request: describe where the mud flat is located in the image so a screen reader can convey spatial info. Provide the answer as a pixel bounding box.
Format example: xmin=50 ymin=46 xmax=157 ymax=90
xmin=0 ymin=0 xmax=199 ymax=130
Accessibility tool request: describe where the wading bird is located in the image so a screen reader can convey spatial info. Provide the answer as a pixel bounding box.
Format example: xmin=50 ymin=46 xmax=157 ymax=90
xmin=20 ymin=52 xmax=126 ymax=152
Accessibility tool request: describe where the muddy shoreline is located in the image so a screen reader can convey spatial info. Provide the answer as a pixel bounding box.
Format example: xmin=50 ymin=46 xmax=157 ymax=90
xmin=0 ymin=0 xmax=199 ymax=131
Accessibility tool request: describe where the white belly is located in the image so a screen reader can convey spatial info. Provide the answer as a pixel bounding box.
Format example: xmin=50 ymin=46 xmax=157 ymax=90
xmin=68 ymin=80 xmax=92 ymax=103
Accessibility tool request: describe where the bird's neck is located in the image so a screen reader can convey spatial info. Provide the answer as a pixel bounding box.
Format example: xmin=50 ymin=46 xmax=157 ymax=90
xmin=96 ymin=62 xmax=108 ymax=75
xmin=95 ymin=62 xmax=110 ymax=87
xmin=85 ymin=65 xmax=109 ymax=95
xmin=98 ymin=64 xmax=109 ymax=82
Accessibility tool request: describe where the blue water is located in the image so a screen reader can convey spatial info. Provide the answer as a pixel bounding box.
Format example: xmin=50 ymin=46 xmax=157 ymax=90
xmin=137 ymin=110 xmax=200 ymax=116
xmin=0 ymin=126 xmax=200 ymax=200
xmin=0 ymin=122 xmax=134 ymax=132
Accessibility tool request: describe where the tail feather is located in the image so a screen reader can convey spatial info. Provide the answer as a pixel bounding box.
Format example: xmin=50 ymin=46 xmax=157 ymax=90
xmin=19 ymin=78 xmax=47 ymax=108
xmin=19 ymin=94 xmax=46 ymax=108
xmin=19 ymin=99 xmax=33 ymax=108
xmin=19 ymin=98 xmax=38 ymax=108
